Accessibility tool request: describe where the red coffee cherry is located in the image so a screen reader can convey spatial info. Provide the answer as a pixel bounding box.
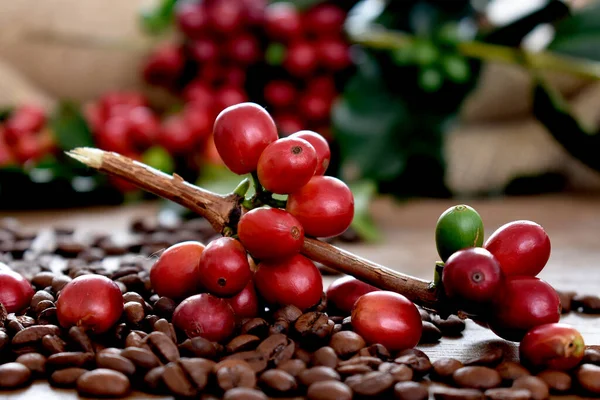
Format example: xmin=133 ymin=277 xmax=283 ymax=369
xmin=128 ymin=107 xmax=160 ymax=148
xmin=56 ymin=275 xmax=123 ymax=334
xmin=183 ymin=80 xmax=214 ymax=106
xmin=150 ymin=241 xmax=205 ymax=300
xmin=173 ymin=294 xmax=236 ymax=342
xmin=317 ymin=38 xmax=351 ymax=71
xmin=299 ymin=92 xmax=332 ymax=122
xmin=274 ymin=113 xmax=304 ymax=137
xmin=5 ymin=105 xmax=46 ymax=139
xmin=175 ymin=2 xmax=208 ymax=38
xmin=183 ymin=104 xmax=212 ymax=142
xmin=265 ymin=2 xmax=302 ymax=41
xmin=226 ymin=279 xmax=259 ymax=319
xmin=264 ymin=80 xmax=296 ymax=109
xmin=213 ymin=103 xmax=278 ymax=175
xmin=303 ymin=4 xmax=345 ymax=37
xmin=226 ymin=32 xmax=261 ymax=65
xmin=158 ymin=115 xmax=197 ymax=154
xmin=238 ymin=207 xmax=304 ymax=260
xmin=206 ymin=0 xmax=244 ymax=33
xmin=351 ymin=291 xmax=422 ymax=352
xmin=188 ymin=38 xmax=219 ymax=63
xmin=255 ymin=255 xmax=323 ymax=310
xmin=198 ymin=237 xmax=252 ymax=297
xmin=287 ymin=176 xmax=354 ymax=238
xmin=284 ymin=41 xmax=318 ymax=78
xmin=214 ymin=86 xmax=248 ymax=111
xmin=519 ymin=323 xmax=585 ymax=371
xmin=326 ymin=276 xmax=379 ymax=315
xmin=484 ymin=220 xmax=551 ymax=277
xmin=221 ymin=66 xmax=246 ymax=87
xmin=97 ymin=116 xmax=132 ymax=154
xmin=142 ymin=45 xmax=185 ymax=88
xmin=0 ymin=263 xmax=34 ymax=313
xmin=288 ymin=130 xmax=330 ymax=176
xmin=442 ymin=247 xmax=503 ymax=303
xmin=489 ymin=276 xmax=561 ymax=342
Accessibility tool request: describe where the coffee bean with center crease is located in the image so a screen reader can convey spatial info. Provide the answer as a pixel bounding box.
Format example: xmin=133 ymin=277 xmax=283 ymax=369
xmin=341 ymin=316 xmax=352 ymax=331
xmin=329 ymin=331 xmax=365 ymax=359
xmin=96 ymin=352 xmax=136 ymax=376
xmin=269 ymin=318 xmax=289 ymax=335
xmin=38 ymin=307 xmax=58 ymax=325
xmin=294 ymin=312 xmax=334 ymax=348
xmin=359 ymin=343 xmax=391 ymax=360
xmin=49 ymin=367 xmax=87 ymax=388
xmin=433 ymin=358 xmax=464 ymax=380
xmin=30 ymin=291 xmax=53 ymax=310
xmin=395 ymin=349 xmax=432 ymax=376
xmin=312 ymin=346 xmax=338 ymax=368
xmin=180 ymin=358 xmax=215 ymax=391
xmin=51 ymin=275 xmax=72 ymax=293
xmin=7 ymin=319 xmax=24 ymax=336
xmin=121 ymin=347 xmax=160 ymax=370
xmin=464 ymin=347 xmax=504 ymax=367
xmin=277 ymin=359 xmax=306 ymax=377
xmin=144 ymin=366 xmax=166 ymax=392
xmin=577 ymin=364 xmax=600 ymax=394
xmin=77 ymin=368 xmax=130 ymax=397
xmin=512 ymin=376 xmax=549 ymax=400
xmin=34 ymin=299 xmax=54 ymax=315
xmin=12 ymin=325 xmax=61 ymax=347
xmin=496 ymin=361 xmax=530 ymax=382
xmin=47 ymin=352 xmax=95 ymax=371
xmin=68 ymin=326 xmax=94 ymax=353
xmin=124 ymin=301 xmax=145 ymax=325
xmin=307 ymin=380 xmax=352 ymax=400
xmin=42 ymin=334 xmax=66 ymax=354
xmin=536 ymin=370 xmax=571 ymax=392
xmin=379 ymin=362 xmax=413 ymax=382
xmin=257 ymin=333 xmax=295 ymax=367
xmin=154 ymin=297 xmax=177 ymax=319
xmin=337 ymin=363 xmax=373 ymax=376
xmin=298 ymin=366 xmax=341 ymax=386
xmin=162 ymin=361 xmax=199 ymax=397
xmin=394 ymin=381 xmax=428 ymax=400
xmin=214 ymin=359 xmax=257 ymax=391
xmin=339 ymin=356 xmax=382 ymax=369
xmin=273 ymin=305 xmax=303 ymax=323
xmin=345 ymin=370 xmax=395 ymax=396
xmin=453 ymin=366 xmax=502 ymax=390
xmin=421 ymin=321 xmax=442 ymax=343
xmin=241 ymin=318 xmax=269 ymax=338
xmin=583 ymin=349 xmax=600 ymax=365
xmin=179 ymin=337 xmax=218 ymax=360
xmin=227 ymin=334 xmax=260 ymax=354
xmin=0 ymin=362 xmax=31 ymax=388
xmin=222 ymin=350 xmax=268 ymax=373
xmin=259 ymin=369 xmax=297 ymax=394
xmin=153 ymin=318 xmax=177 ymax=344
xmin=432 ymin=387 xmax=485 ymax=400
xmin=143 ymin=331 xmax=179 ymax=364
xmin=223 ymin=387 xmax=268 ymax=400
xmin=431 ymin=314 xmax=466 ymax=336
xmin=16 ymin=353 xmax=46 ymax=376
xmin=484 ymin=388 xmax=532 ymax=400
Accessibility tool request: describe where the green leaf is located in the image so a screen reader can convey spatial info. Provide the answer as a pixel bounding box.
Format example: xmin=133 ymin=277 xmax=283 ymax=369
xmin=0 ymin=107 xmax=13 ymax=122
xmin=50 ymin=102 xmax=95 ymax=152
xmin=265 ymin=43 xmax=286 ymax=66
xmin=348 ymin=180 xmax=380 ymax=242
xmin=142 ymin=146 xmax=175 ymax=174
xmin=140 ymin=0 xmax=178 ymax=35
xmin=533 ymin=78 xmax=600 ymax=172
xmin=195 ymin=164 xmax=255 ymax=197
xmin=548 ymin=2 xmax=600 ymax=61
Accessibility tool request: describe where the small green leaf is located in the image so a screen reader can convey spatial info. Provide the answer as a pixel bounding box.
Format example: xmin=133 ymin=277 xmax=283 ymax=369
xmin=441 ymin=54 xmax=470 ymax=83
xmin=142 ymin=146 xmax=175 ymax=174
xmin=140 ymin=0 xmax=178 ymax=35
xmin=419 ymin=67 xmax=444 ymax=92
xmin=195 ymin=164 xmax=255 ymax=197
xmin=348 ymin=180 xmax=380 ymax=242
xmin=265 ymin=43 xmax=287 ymax=66
xmin=50 ymin=102 xmax=95 ymax=151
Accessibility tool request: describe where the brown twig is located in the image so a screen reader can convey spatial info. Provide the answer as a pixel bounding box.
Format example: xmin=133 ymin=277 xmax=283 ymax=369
xmin=67 ymin=148 xmax=440 ymax=311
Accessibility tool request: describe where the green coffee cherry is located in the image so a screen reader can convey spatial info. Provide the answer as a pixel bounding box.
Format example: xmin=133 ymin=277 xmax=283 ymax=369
xmin=435 ymin=204 xmax=484 ymax=262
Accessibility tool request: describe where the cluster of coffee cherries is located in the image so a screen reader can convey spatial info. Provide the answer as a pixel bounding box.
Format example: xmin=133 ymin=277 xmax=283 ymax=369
xmin=0 ymin=105 xmax=55 ymax=167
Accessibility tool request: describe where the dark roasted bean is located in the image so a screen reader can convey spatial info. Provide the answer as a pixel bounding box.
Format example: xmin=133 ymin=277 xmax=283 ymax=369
xmin=454 ymin=366 xmax=502 ymax=390
xmin=259 ymin=369 xmax=297 ymax=394
xmin=536 ymin=370 xmax=571 ymax=392
xmin=574 ymin=295 xmax=600 ymax=313
xmin=273 ymin=305 xmax=303 ymax=323
xmin=51 ymin=275 xmax=72 ymax=293
xmin=298 ymin=366 xmax=340 ymax=386
xmin=154 ymin=296 xmax=177 ymax=319
xmin=295 ymin=347 xmax=312 ymax=364
xmin=421 ymin=321 xmax=443 ymax=343
xmin=379 ymin=362 xmax=413 ymax=382
xmin=162 ymin=361 xmax=197 ymax=397
xmin=341 ymin=316 xmax=352 ymax=331
xmin=312 ymin=346 xmax=338 ymax=368
xmin=125 ymin=331 xmax=148 ymax=349
xmin=0 ymin=330 xmax=8 ymax=352
xmin=307 ymin=380 xmax=352 ymax=400
xmin=395 ymin=349 xmax=432 ymax=375
xmin=484 ymin=388 xmax=532 ymax=400
xmin=144 ymin=315 xmax=160 ymax=331
xmin=431 ymin=314 xmax=466 ymax=336
xmin=96 ymin=352 xmax=136 ymax=376
xmin=359 ymin=343 xmax=391 ymax=360
xmin=12 ymin=325 xmax=61 ymax=346
xmin=122 ymin=292 xmax=145 ymax=307
xmin=269 ymin=318 xmax=289 ymax=335
xmin=556 ymin=291 xmax=575 ymax=314
xmin=15 ymin=353 xmax=46 ymax=376
xmin=124 ymin=301 xmax=145 ymax=325
xmin=338 ymin=356 xmax=382 ymax=368
xmin=179 ymin=337 xmax=218 ymax=359
xmin=496 ymin=361 xmax=530 ymax=382
xmin=223 ymin=387 xmax=268 ymax=400
xmin=433 ymin=358 xmax=464 ymax=379
xmin=337 ymin=363 xmax=373 ymax=375
xmin=76 ymin=368 xmax=130 ymax=397
xmin=79 ymin=248 xmax=105 ymax=262
xmin=577 ymin=364 xmax=600 ymax=394
xmin=345 ymin=370 xmax=394 ymax=396
xmin=227 ymin=334 xmax=261 ymax=354
xmin=583 ymin=349 xmax=600 ymax=365
xmin=153 ymin=318 xmax=177 ymax=343
xmin=37 ymin=307 xmax=58 ymax=325
xmin=143 ymin=331 xmax=179 ymax=363
xmin=215 ymin=359 xmax=257 ymax=390
xmin=68 ymin=326 xmax=94 ymax=353
xmin=294 ymin=312 xmax=334 ymax=347
xmin=42 ymin=334 xmax=66 ymax=354
xmin=7 ymin=319 xmax=24 ymax=335
xmin=180 ymin=358 xmax=215 ymax=391
xmin=222 ymin=351 xmax=267 ymax=373
xmin=120 ymin=347 xmax=160 ymax=370
xmin=419 ymin=308 xmax=431 ymax=322
xmin=394 ymin=381 xmax=428 ymax=400
xmin=464 ymin=347 xmax=504 ymax=367
xmin=34 ymin=299 xmax=55 ymax=315
xmin=32 ymin=273 xmax=56 ymax=290
xmin=49 ymin=367 xmax=87 ymax=388
xmin=0 ymin=362 xmax=32 ymax=388
xmin=277 ymin=359 xmax=306 ymax=377
xmin=46 ymin=352 xmax=94 ymax=371
xmin=512 ymin=376 xmax=549 ymax=400
xmin=432 ymin=387 xmax=485 ymax=400
xmin=241 ymin=318 xmax=269 ymax=338
xmin=329 ymin=331 xmax=365 ymax=358
xmin=256 ymin=333 xmax=294 ymax=367
xmin=144 ymin=366 xmax=166 ymax=392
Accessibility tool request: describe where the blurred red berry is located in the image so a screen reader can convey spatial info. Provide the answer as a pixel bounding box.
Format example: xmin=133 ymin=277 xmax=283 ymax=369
xmin=215 ymin=86 xmax=248 ymax=111
xmin=188 ymin=38 xmax=219 ymax=63
xmin=299 ymin=92 xmax=332 ymax=121
xmin=284 ymin=41 xmax=318 ymax=77
xmin=142 ymin=45 xmax=185 ymax=88
xmin=98 ymin=117 xmax=132 ymax=154
xmin=197 ymin=63 xmax=222 ymax=83
xmin=14 ymin=135 xmax=44 ymax=163
xmin=100 ymin=92 xmax=147 ymax=116
xmin=275 ymin=114 xmax=304 ymax=136
xmin=0 ymin=129 xmax=15 ymax=166
xmin=241 ymin=0 xmax=266 ymax=26
xmin=226 ymin=33 xmax=261 ymax=65
xmin=206 ymin=0 xmax=244 ymax=33
xmin=202 ymin=134 xmax=225 ymax=166
xmin=175 ymin=2 xmax=208 ymax=38
xmin=158 ymin=115 xmax=197 ymax=154
xmin=128 ymin=106 xmax=160 ymax=148
xmin=183 ymin=104 xmax=212 ymax=142
xmin=183 ymin=80 xmax=214 ymax=105
xmin=264 ymin=80 xmax=296 ymax=108
xmin=304 ymin=4 xmax=346 ymax=37
xmin=221 ymin=66 xmax=246 ymax=87
xmin=265 ymin=2 xmax=302 ymax=41
xmin=83 ymin=103 xmax=104 ymax=134
xmin=318 ymin=38 xmax=351 ymax=71
xmin=5 ymin=105 xmax=46 ymax=142
xmin=306 ymin=75 xmax=337 ymax=98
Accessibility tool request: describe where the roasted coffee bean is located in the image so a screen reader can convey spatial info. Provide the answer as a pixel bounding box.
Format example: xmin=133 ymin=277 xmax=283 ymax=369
xmin=223 ymin=387 xmax=268 ymax=400
xmin=556 ymin=291 xmax=575 ymax=314
xmin=577 ymin=364 xmax=600 ymax=394
xmin=49 ymin=367 xmax=87 ymax=388
xmin=0 ymin=330 xmax=8 ymax=352
xmin=34 ymin=299 xmax=54 ymax=315
xmin=37 ymin=307 xmax=58 ymax=325
xmin=7 ymin=319 xmax=24 ymax=335
xmin=269 ymin=318 xmax=289 ymax=335
xmin=421 ymin=321 xmax=442 ymax=343
xmin=431 ymin=314 xmax=466 ymax=336
xmin=222 ymin=351 xmax=267 ymax=373
xmin=144 ymin=366 xmax=166 ymax=392
xmin=242 ymin=318 xmax=269 ymax=338
xmin=180 ymin=358 xmax=215 ymax=391
xmin=307 ymin=380 xmax=352 ymax=400
xmin=332 ymin=324 xmax=342 ymax=335
xmin=464 ymin=347 xmax=504 ymax=367
xmin=123 ymin=292 xmax=145 ymax=306
xmin=277 ymin=359 xmax=306 ymax=377
xmin=298 ymin=366 xmax=340 ymax=386
xmin=257 ymin=333 xmax=295 ymax=367
xmin=329 ymin=331 xmax=365 ymax=358
xmin=179 ymin=337 xmax=218 ymax=359
xmin=12 ymin=324 xmax=60 ymax=346
xmin=337 ymin=363 xmax=373 ymax=375
xmin=339 ymin=356 xmax=382 ymax=368
xmin=295 ymin=312 xmax=334 ymax=347
xmin=227 ymin=334 xmax=260 ymax=354
xmin=379 ymin=362 xmax=413 ymax=382
xmin=47 ymin=352 xmax=94 ymax=371
xmin=394 ymin=381 xmax=428 ymax=400
xmin=42 ymin=334 xmax=66 ymax=354
xmin=574 ymin=295 xmax=600 ymax=313
xmin=162 ymin=361 xmax=198 ymax=397
xmin=359 ymin=343 xmax=391 ymax=360
xmin=433 ymin=358 xmax=464 ymax=379
xmin=341 ymin=316 xmax=352 ymax=331
xmin=273 ymin=305 xmax=303 ymax=323
xmin=582 ymin=348 xmax=600 ymax=365
xmin=496 ymin=361 xmax=530 ymax=382
xmin=32 ymin=272 xmax=56 ymax=290
xmin=51 ymin=275 xmax=72 ymax=293
xmin=512 ymin=376 xmax=549 ymax=400
xmin=124 ymin=301 xmax=145 ymax=326
xmin=0 ymin=362 xmax=31 ymax=388
xmin=143 ymin=331 xmax=179 ymax=363
xmin=100 ymin=347 xmax=123 ymax=355
xmin=259 ymin=369 xmax=297 ymax=394
xmin=0 ymin=303 xmax=6 ymax=326
xmin=395 ymin=349 xmax=432 ymax=376
xmin=144 ymin=314 xmax=160 ymax=331
xmin=484 ymin=388 xmax=532 ymax=400
xmin=55 ymin=239 xmax=86 ymax=257
xmin=345 ymin=370 xmax=394 ymax=396
xmin=312 ymin=292 xmax=328 ymax=312
xmin=15 ymin=353 xmax=46 ymax=376
xmin=120 ymin=347 xmax=160 ymax=370
xmin=536 ymin=370 xmax=571 ymax=392
xmin=114 ymin=323 xmax=131 ymax=344
xmin=96 ymin=352 xmax=136 ymax=376
xmin=153 ymin=318 xmax=177 ymax=343
xmin=14 ymin=315 xmax=36 ymax=328
xmin=418 ymin=308 xmax=431 ymax=322
xmin=154 ymin=297 xmax=177 ymax=319
xmin=312 ymin=346 xmax=338 ymax=368
xmin=215 ymin=359 xmax=257 ymax=390
xmin=68 ymin=326 xmax=94 ymax=353
xmin=295 ymin=347 xmax=312 ymax=364
xmin=77 ymin=368 xmax=130 ymax=397
xmin=79 ymin=247 xmax=105 ymax=262
xmin=432 ymin=387 xmax=484 ymax=400
xmin=454 ymin=366 xmax=502 ymax=390
xmin=117 ymin=274 xmax=146 ymax=293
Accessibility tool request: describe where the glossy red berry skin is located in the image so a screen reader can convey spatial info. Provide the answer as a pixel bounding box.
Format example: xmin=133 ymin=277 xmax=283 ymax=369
xmin=56 ymin=275 xmax=123 ymax=334
xmin=264 ymin=80 xmax=296 ymax=109
xmin=213 ymin=103 xmax=278 ymax=175
xmin=257 ymin=137 xmax=317 ymax=194
xmin=442 ymin=247 xmax=503 ymax=303
xmin=489 ymin=276 xmax=561 ymax=342
xmin=198 ymin=237 xmax=252 ymax=297
xmin=284 ymin=42 xmax=318 ymax=78
xmin=150 ymin=241 xmax=205 ymax=300
xmin=288 ymin=130 xmax=331 ymax=175
xmin=158 ymin=115 xmax=196 ymax=154
xmin=255 ymin=255 xmax=323 ymax=310
xmin=238 ymin=207 xmax=304 ymax=260
xmin=287 ymin=176 xmax=354 ymax=238
xmin=326 ymin=276 xmax=379 ymax=315
xmin=304 ymin=4 xmax=345 ymax=37
xmin=265 ymin=2 xmax=302 ymax=41
xmin=173 ymin=293 xmax=236 ymax=342
xmin=175 ymin=2 xmax=208 ymax=38
xmin=0 ymin=263 xmax=34 ymax=313
xmin=226 ymin=280 xmax=259 ymax=319
xmin=351 ymin=291 xmax=422 ymax=352
xmin=519 ymin=323 xmax=585 ymax=371
xmin=484 ymin=220 xmax=551 ymax=277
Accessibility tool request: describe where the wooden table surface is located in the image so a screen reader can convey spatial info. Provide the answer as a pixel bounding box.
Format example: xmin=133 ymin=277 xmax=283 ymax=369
xmin=1 ymin=194 xmax=599 ymax=399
